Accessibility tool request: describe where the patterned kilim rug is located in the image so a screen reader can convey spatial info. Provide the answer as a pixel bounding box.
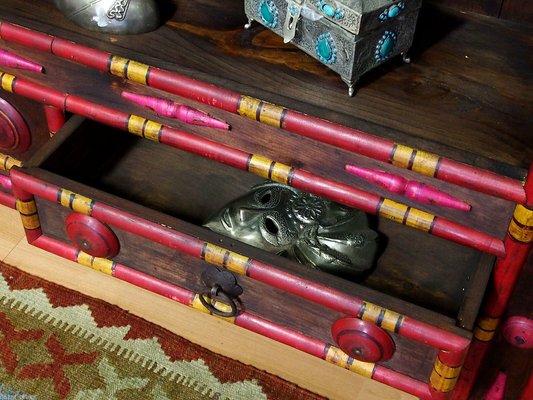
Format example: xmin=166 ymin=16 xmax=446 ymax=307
xmin=0 ymin=261 xmax=325 ymax=400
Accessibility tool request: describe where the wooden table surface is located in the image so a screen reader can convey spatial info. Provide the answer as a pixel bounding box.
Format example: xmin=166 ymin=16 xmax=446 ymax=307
xmin=0 ymin=0 xmax=531 ymax=171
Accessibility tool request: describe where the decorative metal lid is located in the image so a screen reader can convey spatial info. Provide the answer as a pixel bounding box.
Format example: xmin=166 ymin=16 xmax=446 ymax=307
xmin=287 ymin=0 xmax=422 ymax=35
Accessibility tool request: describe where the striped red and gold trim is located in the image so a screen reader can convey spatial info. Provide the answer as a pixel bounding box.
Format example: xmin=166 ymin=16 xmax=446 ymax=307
xmin=246 ymin=154 xmax=294 ymax=185
xmin=324 ymin=345 xmax=376 ymax=378
xmin=16 ymin=198 xmax=40 ymax=230
xmin=191 ymin=293 xmax=237 ymax=322
xmin=429 ymin=356 xmax=462 ymax=393
xmin=508 ymin=204 xmax=533 ymax=244
xmin=57 ymin=188 xmax=95 ymax=215
xmin=76 ymin=251 xmax=115 ymax=275
xmin=127 ymin=115 xmax=163 ymax=142
xmin=358 ymin=301 xmax=405 ymax=333
xmin=390 ymin=144 xmax=441 ymax=177
xmin=0 ymin=71 xmax=16 ymax=93
xmin=473 ymin=316 xmax=500 ymax=342
xmin=377 ymin=198 xmax=436 ymax=232
xmin=0 ymin=153 xmax=22 ymax=171
xmin=108 ymin=55 xmax=150 ymax=85
xmin=238 ymin=96 xmax=287 ymax=128
xmin=201 ymin=243 xmax=252 ymax=276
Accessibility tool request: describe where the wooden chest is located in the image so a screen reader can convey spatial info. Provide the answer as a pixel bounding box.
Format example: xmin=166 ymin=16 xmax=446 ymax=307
xmin=244 ymin=0 xmax=421 ymax=94
xmin=7 ymin=111 xmax=517 ymax=399
xmin=0 ymin=3 xmax=531 ymax=398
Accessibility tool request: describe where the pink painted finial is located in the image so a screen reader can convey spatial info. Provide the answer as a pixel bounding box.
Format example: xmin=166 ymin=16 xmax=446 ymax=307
xmin=485 ymin=371 xmax=507 ymax=400
xmin=0 ymin=174 xmax=12 ymax=191
xmin=0 ymin=49 xmax=44 ymax=73
xmin=345 ymin=164 xmax=472 ymax=211
xmin=121 ymin=91 xmax=230 ymax=130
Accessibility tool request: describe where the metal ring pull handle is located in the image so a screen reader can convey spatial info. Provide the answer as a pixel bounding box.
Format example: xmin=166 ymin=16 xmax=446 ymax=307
xmin=199 ymin=285 xmax=238 ymax=317
xmin=200 ymin=266 xmax=243 ymax=318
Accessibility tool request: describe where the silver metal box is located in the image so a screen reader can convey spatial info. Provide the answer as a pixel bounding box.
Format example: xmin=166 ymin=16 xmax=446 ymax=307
xmin=244 ymin=0 xmax=422 ymax=95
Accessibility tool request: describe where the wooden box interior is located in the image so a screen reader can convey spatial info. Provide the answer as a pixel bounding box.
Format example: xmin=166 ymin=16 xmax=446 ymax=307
xmin=35 ymin=117 xmax=498 ymax=329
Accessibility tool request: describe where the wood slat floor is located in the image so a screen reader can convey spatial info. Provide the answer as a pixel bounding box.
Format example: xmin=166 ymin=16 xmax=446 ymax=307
xmin=0 ymin=205 xmax=415 ymax=400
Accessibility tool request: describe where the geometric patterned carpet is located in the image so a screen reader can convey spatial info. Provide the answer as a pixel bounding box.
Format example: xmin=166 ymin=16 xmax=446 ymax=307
xmin=0 ymin=261 xmax=325 ymax=400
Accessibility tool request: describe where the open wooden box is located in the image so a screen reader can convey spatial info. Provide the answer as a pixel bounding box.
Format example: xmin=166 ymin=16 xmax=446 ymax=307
xmin=9 ymin=113 xmax=518 ymax=398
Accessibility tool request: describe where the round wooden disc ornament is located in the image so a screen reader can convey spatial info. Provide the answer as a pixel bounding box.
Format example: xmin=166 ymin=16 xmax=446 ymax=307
xmin=0 ymin=97 xmax=31 ymax=153
xmin=331 ymin=317 xmax=395 ymax=362
xmin=502 ymin=316 xmax=533 ymax=349
xmin=65 ymin=213 xmax=120 ymax=258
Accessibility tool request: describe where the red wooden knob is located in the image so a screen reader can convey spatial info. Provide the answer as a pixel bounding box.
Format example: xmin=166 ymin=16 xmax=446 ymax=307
xmin=0 ymin=97 xmax=31 ymax=153
xmin=331 ymin=317 xmax=395 ymax=362
xmin=502 ymin=316 xmax=533 ymax=349
xmin=65 ymin=213 xmax=119 ymax=258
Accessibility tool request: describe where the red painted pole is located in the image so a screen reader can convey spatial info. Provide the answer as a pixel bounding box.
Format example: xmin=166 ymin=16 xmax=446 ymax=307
xmin=454 ymin=163 xmax=533 ymax=400
xmin=0 ymin=71 xmax=506 ymax=257
xmin=0 ymin=21 xmax=526 ymax=205
xmin=519 ymin=371 xmax=533 ymax=400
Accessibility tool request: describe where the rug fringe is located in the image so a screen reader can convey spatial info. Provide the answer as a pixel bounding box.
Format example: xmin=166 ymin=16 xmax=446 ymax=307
xmin=0 ymin=289 xmax=268 ymax=400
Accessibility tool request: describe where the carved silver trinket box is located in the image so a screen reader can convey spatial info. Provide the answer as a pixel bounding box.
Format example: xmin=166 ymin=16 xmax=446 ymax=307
xmin=244 ymin=0 xmax=421 ymax=95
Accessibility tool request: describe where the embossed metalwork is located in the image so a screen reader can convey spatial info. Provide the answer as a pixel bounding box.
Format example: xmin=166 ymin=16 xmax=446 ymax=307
xmin=375 ymin=30 xmax=397 ymax=62
xmin=54 ymin=0 xmax=160 ymax=34
xmin=379 ymin=2 xmax=405 ymax=21
xmin=204 ymin=182 xmax=379 ymax=278
xmin=315 ymin=32 xmax=338 ymax=64
xmin=314 ymin=1 xmax=344 ymax=20
xmin=107 ymin=0 xmax=131 ymax=21
xmin=259 ymin=0 xmax=279 ymax=28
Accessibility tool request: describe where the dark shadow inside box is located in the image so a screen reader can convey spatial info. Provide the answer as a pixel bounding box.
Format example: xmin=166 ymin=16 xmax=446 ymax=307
xmin=39 ymin=118 xmax=493 ymax=325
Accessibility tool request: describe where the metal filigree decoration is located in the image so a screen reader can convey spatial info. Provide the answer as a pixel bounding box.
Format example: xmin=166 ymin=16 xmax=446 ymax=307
xmin=315 ymin=32 xmax=337 ymax=65
xmin=375 ymin=30 xmax=397 ymax=63
xmin=314 ymin=1 xmax=344 ymax=20
xmin=289 ymin=193 xmax=325 ymax=223
xmin=107 ymin=0 xmax=131 ymax=21
xmin=258 ymin=0 xmax=279 ymax=29
xmin=204 ymin=182 xmax=379 ymax=279
xmin=379 ymin=2 xmax=406 ymax=22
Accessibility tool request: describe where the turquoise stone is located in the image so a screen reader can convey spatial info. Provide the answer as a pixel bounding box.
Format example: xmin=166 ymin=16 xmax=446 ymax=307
xmin=260 ymin=2 xmax=274 ymax=23
xmin=380 ymin=37 xmax=395 ymax=57
xmin=322 ymin=4 xmax=335 ymax=17
xmin=317 ymin=39 xmax=332 ymax=60
xmin=388 ymin=5 xmax=400 ymax=18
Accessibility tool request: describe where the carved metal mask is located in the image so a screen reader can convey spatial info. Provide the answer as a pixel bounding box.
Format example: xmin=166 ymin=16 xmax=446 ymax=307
xmin=203 ymin=182 xmax=379 ymax=278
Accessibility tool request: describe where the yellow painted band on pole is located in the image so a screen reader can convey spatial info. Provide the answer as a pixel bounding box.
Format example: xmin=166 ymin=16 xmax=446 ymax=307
xmin=0 ymin=153 xmax=22 ymax=170
xmin=429 ymin=357 xmax=462 ymax=393
xmin=77 ymin=252 xmax=114 ymax=275
xmin=191 ymin=294 xmax=236 ymax=323
xmin=58 ymin=189 xmax=94 ymax=215
xmin=0 ymin=72 xmax=15 ymax=93
xmin=325 ymin=346 xmax=375 ymax=378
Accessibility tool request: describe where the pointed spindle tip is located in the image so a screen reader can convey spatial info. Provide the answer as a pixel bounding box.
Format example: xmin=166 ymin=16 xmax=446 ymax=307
xmin=345 ymin=164 xmax=407 ymax=194
xmin=0 ymin=49 xmax=44 ymax=73
xmin=177 ymin=105 xmax=230 ymax=130
xmin=121 ymin=90 xmax=145 ymax=104
xmin=405 ymin=182 xmax=472 ymax=211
